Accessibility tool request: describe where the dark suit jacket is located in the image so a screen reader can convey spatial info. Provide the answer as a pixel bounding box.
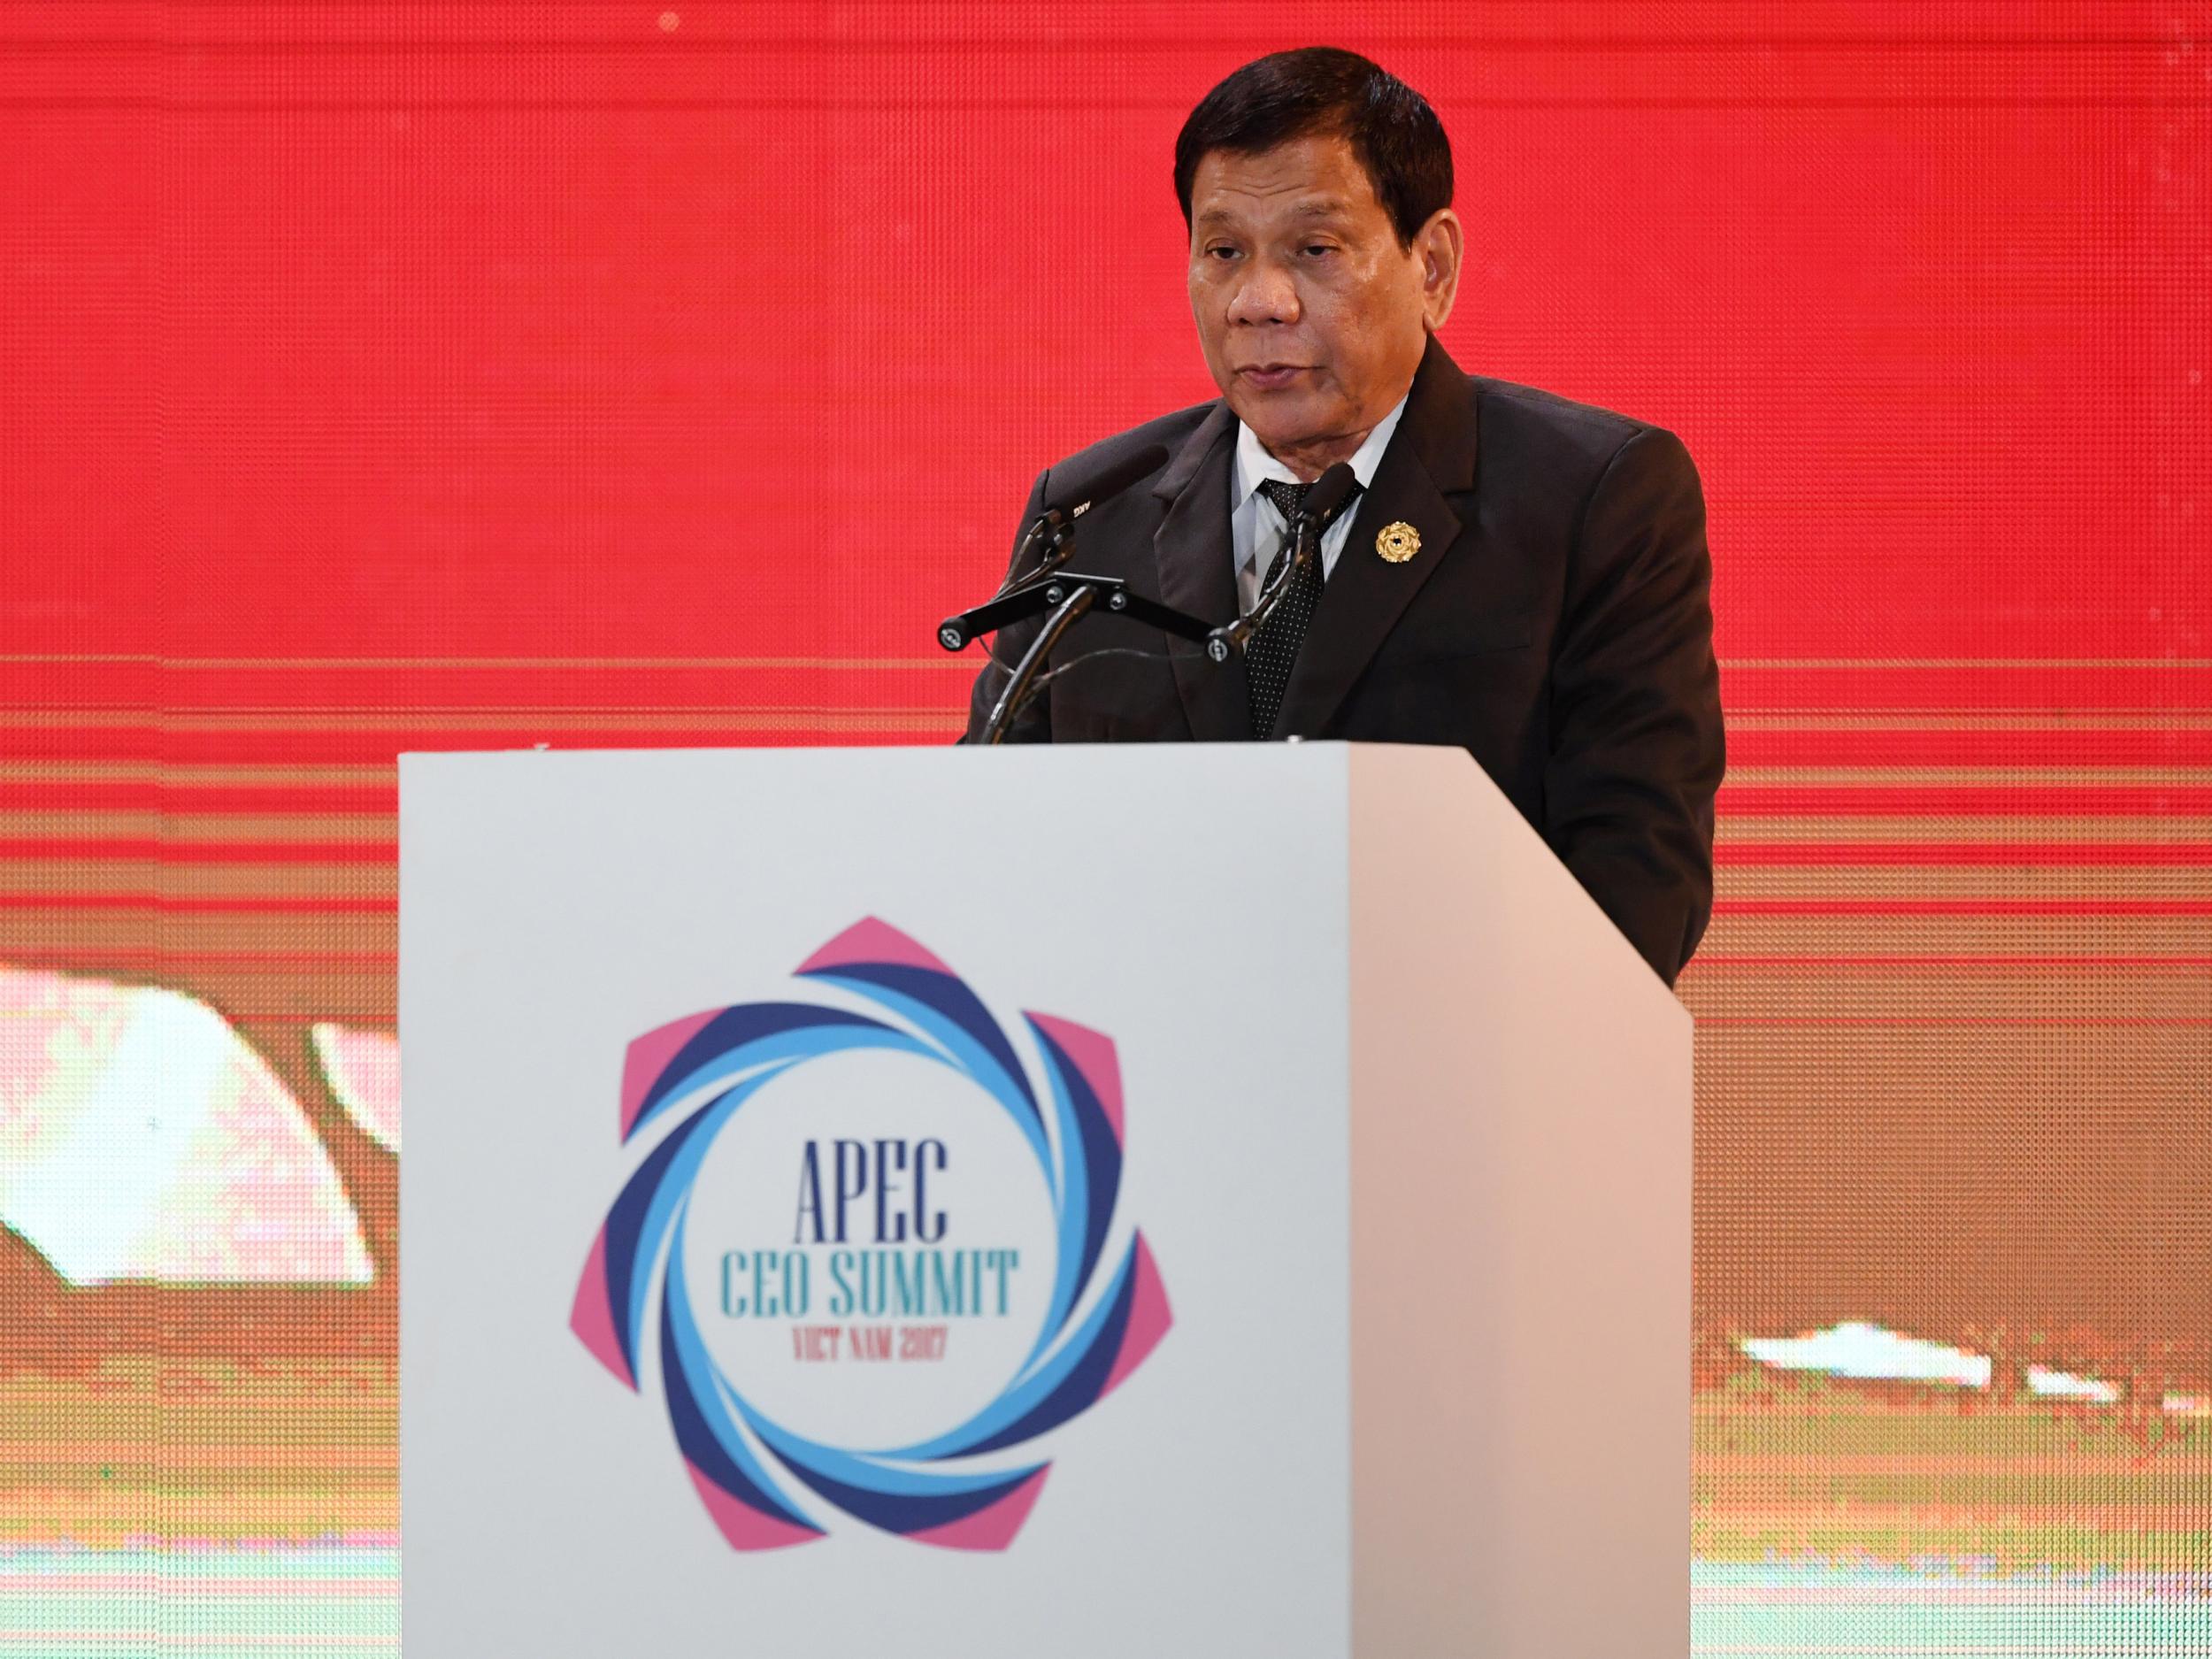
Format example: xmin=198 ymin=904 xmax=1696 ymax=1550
xmin=962 ymin=337 xmax=1725 ymax=986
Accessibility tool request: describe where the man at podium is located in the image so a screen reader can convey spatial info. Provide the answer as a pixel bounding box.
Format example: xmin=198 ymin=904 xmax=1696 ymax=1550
xmin=962 ymin=47 xmax=1724 ymax=988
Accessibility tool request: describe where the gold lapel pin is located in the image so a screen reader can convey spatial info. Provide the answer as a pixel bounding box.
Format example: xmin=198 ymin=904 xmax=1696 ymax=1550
xmin=1375 ymin=521 xmax=1421 ymax=564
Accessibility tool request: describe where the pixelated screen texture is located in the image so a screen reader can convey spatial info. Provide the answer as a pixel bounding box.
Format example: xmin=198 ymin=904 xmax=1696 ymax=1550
xmin=0 ymin=3 xmax=2203 ymax=1653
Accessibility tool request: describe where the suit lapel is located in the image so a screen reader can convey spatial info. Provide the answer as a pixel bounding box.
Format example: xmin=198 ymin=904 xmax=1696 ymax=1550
xmin=1150 ymin=402 xmax=1250 ymax=741
xmin=1271 ymin=338 xmax=1480 ymax=739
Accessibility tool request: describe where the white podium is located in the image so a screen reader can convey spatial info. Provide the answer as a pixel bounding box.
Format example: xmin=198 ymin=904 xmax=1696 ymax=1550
xmin=399 ymin=743 xmax=1689 ymax=1658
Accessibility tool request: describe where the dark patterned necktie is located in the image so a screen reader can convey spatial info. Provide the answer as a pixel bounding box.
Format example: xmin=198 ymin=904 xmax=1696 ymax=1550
xmin=1247 ymin=476 xmax=1359 ymax=738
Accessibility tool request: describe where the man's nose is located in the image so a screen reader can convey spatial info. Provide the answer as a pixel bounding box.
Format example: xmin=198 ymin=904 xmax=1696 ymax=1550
xmin=1227 ymin=257 xmax=1300 ymax=326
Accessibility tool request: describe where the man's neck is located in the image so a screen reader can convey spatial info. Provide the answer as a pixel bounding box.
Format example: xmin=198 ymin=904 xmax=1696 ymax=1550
xmin=1245 ymin=387 xmax=1416 ymax=488
xmin=1262 ymin=428 xmax=1378 ymax=483
xmin=1254 ymin=376 xmax=1422 ymax=481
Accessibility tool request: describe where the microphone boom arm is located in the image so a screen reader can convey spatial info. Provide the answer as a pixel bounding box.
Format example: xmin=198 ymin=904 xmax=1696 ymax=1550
xmin=943 ymin=571 xmax=1214 ymax=654
xmin=979 ymin=585 xmax=1094 ymax=746
xmin=970 ymin=572 xmax=1217 ymax=744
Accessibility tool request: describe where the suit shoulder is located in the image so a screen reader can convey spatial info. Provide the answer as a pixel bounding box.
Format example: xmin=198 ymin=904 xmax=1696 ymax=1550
xmin=1465 ymin=374 xmax=1668 ymax=459
xmin=1463 ymin=375 xmax=1702 ymax=521
xmin=1041 ymin=400 xmax=1216 ymax=485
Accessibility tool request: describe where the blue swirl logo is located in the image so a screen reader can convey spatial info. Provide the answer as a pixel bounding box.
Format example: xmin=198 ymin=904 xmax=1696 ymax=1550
xmin=570 ymin=918 xmax=1171 ymax=1551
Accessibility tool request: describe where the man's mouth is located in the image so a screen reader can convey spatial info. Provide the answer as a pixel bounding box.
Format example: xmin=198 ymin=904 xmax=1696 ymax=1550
xmin=1236 ymin=364 xmax=1310 ymax=391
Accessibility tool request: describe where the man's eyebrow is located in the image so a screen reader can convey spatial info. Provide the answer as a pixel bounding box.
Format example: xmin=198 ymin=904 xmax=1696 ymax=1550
xmin=1194 ymin=196 xmax=1356 ymax=229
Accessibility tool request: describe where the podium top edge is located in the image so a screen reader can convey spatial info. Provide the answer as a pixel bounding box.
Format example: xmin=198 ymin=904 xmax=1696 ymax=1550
xmin=396 ymin=740 xmax=1470 ymax=763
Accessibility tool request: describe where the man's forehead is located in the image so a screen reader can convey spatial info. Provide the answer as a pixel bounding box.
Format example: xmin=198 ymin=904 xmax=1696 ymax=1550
xmin=1190 ymin=136 xmax=1380 ymax=224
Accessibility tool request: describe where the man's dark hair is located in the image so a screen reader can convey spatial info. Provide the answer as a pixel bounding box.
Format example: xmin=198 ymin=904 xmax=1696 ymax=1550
xmin=1173 ymin=47 xmax=1454 ymax=247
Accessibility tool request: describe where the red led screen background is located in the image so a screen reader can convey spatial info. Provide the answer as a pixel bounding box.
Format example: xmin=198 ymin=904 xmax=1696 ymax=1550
xmin=1 ymin=3 xmax=2206 ymax=1650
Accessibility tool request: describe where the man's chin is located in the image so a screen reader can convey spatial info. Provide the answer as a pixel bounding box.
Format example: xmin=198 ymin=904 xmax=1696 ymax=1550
xmin=1225 ymin=391 xmax=1347 ymax=460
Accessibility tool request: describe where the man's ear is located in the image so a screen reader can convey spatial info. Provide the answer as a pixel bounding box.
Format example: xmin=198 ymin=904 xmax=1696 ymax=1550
xmin=1417 ymin=208 xmax=1464 ymax=332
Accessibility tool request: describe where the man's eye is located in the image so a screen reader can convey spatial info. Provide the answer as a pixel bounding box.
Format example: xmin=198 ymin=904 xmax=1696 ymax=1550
xmin=1302 ymin=243 xmax=1335 ymax=257
xmin=1206 ymin=246 xmax=1239 ymax=260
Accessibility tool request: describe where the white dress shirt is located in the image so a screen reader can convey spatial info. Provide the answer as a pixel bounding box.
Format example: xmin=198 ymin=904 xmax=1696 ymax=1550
xmin=1230 ymin=393 xmax=1410 ymax=613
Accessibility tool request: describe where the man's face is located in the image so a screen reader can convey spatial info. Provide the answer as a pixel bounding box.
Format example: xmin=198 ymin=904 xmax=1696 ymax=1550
xmin=1187 ymin=132 xmax=1459 ymax=474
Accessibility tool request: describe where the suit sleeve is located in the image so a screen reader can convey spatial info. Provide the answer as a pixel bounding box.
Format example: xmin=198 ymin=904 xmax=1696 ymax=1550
xmin=958 ymin=466 xmax=1055 ymax=744
xmin=1544 ymin=425 xmax=1726 ymax=986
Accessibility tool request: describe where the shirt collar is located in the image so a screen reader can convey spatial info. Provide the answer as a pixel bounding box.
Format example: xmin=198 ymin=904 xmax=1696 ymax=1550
xmin=1232 ymin=390 xmax=1412 ymax=514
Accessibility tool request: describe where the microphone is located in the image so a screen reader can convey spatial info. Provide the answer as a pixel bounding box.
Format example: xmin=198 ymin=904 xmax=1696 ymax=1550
xmin=1205 ymin=461 xmax=1360 ymax=663
xmin=939 ymin=442 xmax=1170 ymax=651
xmin=1006 ymin=442 xmax=1171 ymax=584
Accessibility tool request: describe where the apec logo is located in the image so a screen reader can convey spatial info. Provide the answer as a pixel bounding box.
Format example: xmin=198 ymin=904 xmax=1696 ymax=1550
xmin=569 ymin=918 xmax=1171 ymax=1551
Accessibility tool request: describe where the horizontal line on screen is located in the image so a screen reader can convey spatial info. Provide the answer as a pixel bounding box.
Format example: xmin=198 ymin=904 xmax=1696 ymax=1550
xmin=7 ymin=895 xmax=2206 ymax=919
xmin=7 ymin=655 xmax=2207 ymax=670
xmin=1728 ymin=713 xmax=2212 ymax=729
xmin=6 ymin=96 xmax=2203 ymax=111
xmin=0 ymin=894 xmax=395 ymax=913
xmin=1715 ymin=843 xmax=2212 ymax=865
xmin=19 ymin=949 xmax=2200 ymax=971
xmin=0 ymin=763 xmax=402 ymax=784
xmin=0 ymin=1578 xmax=392 ymax=1604
xmin=18 ymin=798 xmax=2212 ymax=826
xmin=1725 ymin=659 xmax=2212 ymax=670
xmin=0 ymin=654 xmax=972 ymax=670
xmin=1719 ymin=790 xmax=2212 ymax=814
xmin=6 ymin=839 xmax=2207 ymax=867
xmin=1731 ymin=768 xmax=2212 ymax=782
xmin=4 ymin=35 xmax=2197 ymax=52
xmin=7 ymin=761 xmax=2205 ymax=785
xmin=1694 ymin=1015 xmax=2212 ymax=1025
xmin=0 ymin=788 xmax=400 ymax=814
xmin=11 ymin=1005 xmax=2195 ymax=1026
xmin=8 ymin=949 xmax=2203 ymax=978
xmin=0 ymin=840 xmax=398 ymax=863
xmin=0 ymin=735 xmax=2197 ymax=767
xmin=1713 ymin=897 xmax=2212 ymax=916
xmin=1 ymin=947 xmax=397 ymax=966
xmin=6 ymin=709 xmax=2208 ymax=727
xmin=0 ymin=1638 xmax=390 ymax=1652
xmin=25 ymin=787 xmax=2212 ymax=819
xmin=1685 ymin=954 xmax=2212 ymax=972
xmin=1715 ymin=815 xmax=2212 ymax=836
xmin=0 ymin=707 xmax=960 ymax=722
xmin=0 ymin=1013 xmax=393 ymax=1026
